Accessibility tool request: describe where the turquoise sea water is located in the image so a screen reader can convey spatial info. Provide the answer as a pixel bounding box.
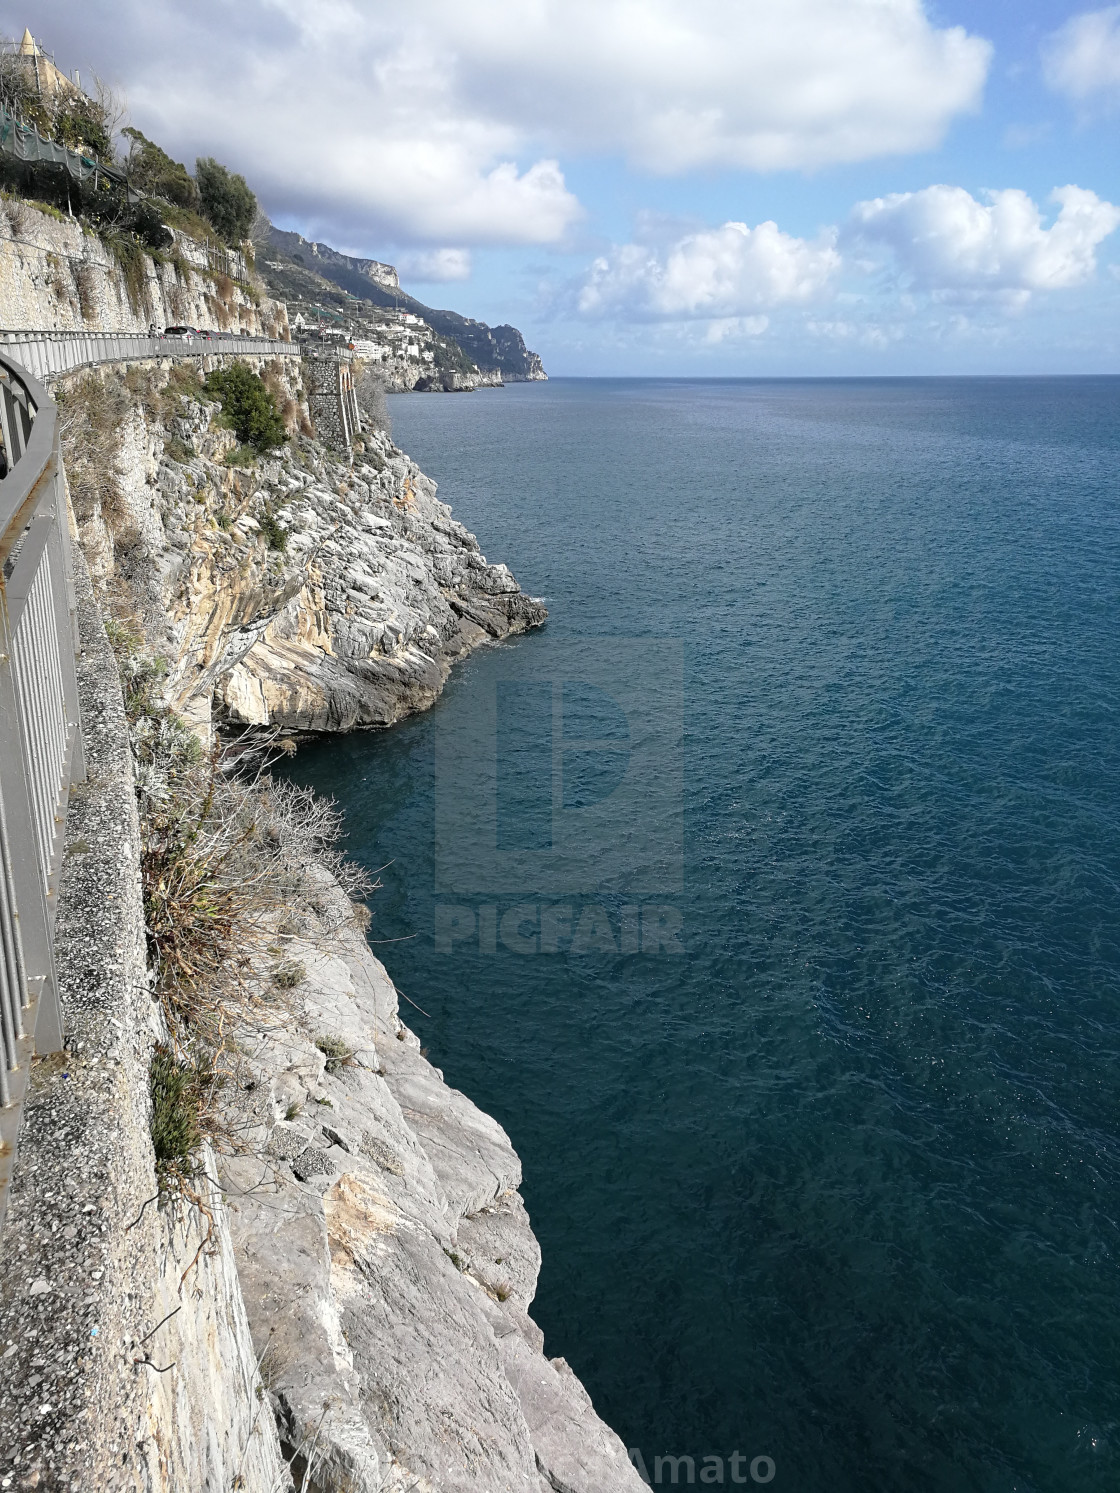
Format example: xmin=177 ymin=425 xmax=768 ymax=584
xmin=282 ymin=378 xmax=1120 ymax=1491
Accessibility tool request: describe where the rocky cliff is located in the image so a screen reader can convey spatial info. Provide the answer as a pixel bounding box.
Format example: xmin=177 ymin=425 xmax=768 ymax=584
xmin=266 ymin=224 xmax=400 ymax=292
xmin=255 ymin=220 xmax=546 ymax=384
xmin=72 ymin=366 xmax=545 ymax=740
xmin=221 ymin=870 xmax=643 ymax=1492
xmin=50 ymin=363 xmax=646 ymax=1493
xmin=0 ymin=199 xmax=287 ymax=338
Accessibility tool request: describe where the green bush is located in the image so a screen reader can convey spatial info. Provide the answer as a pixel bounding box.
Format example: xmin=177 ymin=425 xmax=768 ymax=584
xmin=195 ymin=157 xmax=256 ymax=245
xmin=54 ymin=95 xmax=114 ymax=161
xmin=259 ymin=509 xmax=287 ymax=551
xmin=203 ymin=364 xmax=287 ymax=452
xmin=149 ymin=1045 xmax=203 ymax=1173
xmin=130 ymin=200 xmax=172 ymax=252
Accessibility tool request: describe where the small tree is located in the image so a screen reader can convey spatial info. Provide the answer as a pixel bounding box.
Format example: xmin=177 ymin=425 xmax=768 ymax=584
xmin=123 ymin=127 xmax=199 ymax=209
xmin=196 ymin=157 xmax=256 ymax=245
xmin=203 ymin=364 xmax=287 ymax=452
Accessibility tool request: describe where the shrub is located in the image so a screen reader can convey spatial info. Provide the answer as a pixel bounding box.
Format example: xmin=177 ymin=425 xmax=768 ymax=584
xmin=203 ymin=364 xmax=287 ymax=452
xmin=196 ymin=157 xmax=256 ymax=245
xmin=123 ymin=127 xmax=200 ymax=210
xmin=56 ymin=373 xmax=130 ymax=528
xmin=259 ymin=509 xmax=287 ymax=552
xmin=355 ymin=365 xmax=392 ymax=435
xmin=315 ymin=1035 xmax=353 ymax=1074
xmin=272 ymin=959 xmax=306 ymax=990
xmin=129 ymin=200 xmax=172 ymax=252
xmin=164 ymin=435 xmax=195 ymax=463
xmin=101 ymin=230 xmax=151 ymax=315
xmin=54 ymin=94 xmax=114 ymax=160
xmin=149 ymin=1045 xmax=204 ymax=1174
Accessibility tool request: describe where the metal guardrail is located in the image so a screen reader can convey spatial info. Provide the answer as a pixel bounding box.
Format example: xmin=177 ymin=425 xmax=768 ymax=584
xmin=0 ymin=350 xmax=84 ymax=1229
xmin=0 ymin=329 xmax=299 ymax=385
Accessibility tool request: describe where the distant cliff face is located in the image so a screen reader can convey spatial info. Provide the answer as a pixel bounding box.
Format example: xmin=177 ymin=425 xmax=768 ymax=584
xmin=256 ymin=220 xmax=547 ymax=384
xmin=266 ymin=225 xmax=399 ymax=292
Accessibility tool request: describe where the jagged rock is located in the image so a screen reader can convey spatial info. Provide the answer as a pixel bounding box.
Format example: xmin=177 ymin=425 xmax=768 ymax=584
xmin=78 ymin=380 xmax=546 ymax=738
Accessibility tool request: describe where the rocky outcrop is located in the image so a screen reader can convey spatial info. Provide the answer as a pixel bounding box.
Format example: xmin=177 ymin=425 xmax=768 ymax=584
xmin=72 ymin=370 xmax=545 ymax=738
xmin=265 ymin=224 xmax=400 ymax=291
xmin=221 ymin=873 xmax=643 ymax=1493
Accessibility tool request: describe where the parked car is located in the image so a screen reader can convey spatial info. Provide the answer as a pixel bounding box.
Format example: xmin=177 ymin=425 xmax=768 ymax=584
xmin=163 ymin=325 xmax=193 ymax=337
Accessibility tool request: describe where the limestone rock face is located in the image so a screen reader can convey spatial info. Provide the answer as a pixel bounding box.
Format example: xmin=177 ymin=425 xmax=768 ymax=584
xmin=0 ymin=200 xmax=287 ymax=337
xmin=81 ymin=380 xmax=545 ymax=737
xmin=220 ymin=876 xmax=645 ymax=1493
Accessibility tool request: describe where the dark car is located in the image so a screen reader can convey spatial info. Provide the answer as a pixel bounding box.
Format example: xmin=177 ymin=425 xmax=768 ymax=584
xmin=194 ymin=329 xmax=214 ymax=341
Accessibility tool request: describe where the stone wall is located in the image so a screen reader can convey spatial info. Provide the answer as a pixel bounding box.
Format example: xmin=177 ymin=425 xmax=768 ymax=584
xmin=303 ymin=351 xmax=360 ymax=450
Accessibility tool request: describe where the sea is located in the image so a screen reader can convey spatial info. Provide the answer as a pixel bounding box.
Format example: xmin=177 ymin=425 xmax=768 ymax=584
xmin=280 ymin=377 xmax=1120 ymax=1492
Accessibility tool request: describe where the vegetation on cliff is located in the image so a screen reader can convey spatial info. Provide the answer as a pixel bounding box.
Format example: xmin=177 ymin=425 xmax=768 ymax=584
xmin=204 ymin=363 xmax=287 ymax=452
xmin=195 ymin=156 xmax=257 ymax=245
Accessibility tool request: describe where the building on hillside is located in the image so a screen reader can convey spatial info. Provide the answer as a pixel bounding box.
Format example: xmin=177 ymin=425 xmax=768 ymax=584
xmin=5 ymin=28 xmax=83 ymax=103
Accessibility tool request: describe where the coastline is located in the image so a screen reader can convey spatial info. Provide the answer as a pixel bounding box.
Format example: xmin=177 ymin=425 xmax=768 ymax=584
xmin=0 ymin=341 xmax=641 ymax=1490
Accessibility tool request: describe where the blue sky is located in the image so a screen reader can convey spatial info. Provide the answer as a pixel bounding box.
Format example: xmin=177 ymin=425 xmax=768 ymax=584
xmin=12 ymin=1 xmax=1120 ymax=373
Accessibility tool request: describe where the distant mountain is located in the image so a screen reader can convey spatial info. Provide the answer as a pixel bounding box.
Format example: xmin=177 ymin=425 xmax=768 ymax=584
xmin=255 ymin=223 xmax=546 ymax=382
xmin=267 ymin=226 xmax=400 ymax=293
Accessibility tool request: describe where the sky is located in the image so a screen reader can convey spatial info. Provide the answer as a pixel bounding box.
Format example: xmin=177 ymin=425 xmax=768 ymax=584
xmin=7 ymin=1 xmax=1120 ymax=374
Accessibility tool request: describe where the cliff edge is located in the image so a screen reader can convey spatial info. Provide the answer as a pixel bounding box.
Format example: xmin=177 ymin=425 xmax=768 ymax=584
xmin=11 ymin=337 xmax=643 ymax=1492
xmin=68 ymin=360 xmax=545 ymax=742
xmin=222 ymin=870 xmax=642 ymax=1492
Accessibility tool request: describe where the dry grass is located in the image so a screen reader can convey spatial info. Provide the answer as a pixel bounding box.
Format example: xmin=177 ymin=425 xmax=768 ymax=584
xmin=138 ymin=737 xmax=372 ymax=1039
xmin=57 ymin=373 xmax=131 ymax=531
xmin=315 ymin=1035 xmax=354 ymax=1074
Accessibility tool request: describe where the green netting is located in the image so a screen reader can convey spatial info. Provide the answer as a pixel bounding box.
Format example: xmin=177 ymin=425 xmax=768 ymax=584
xmin=0 ymin=106 xmax=130 ymax=190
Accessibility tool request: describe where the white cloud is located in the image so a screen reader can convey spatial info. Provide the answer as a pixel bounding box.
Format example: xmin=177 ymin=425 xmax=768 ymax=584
xmin=429 ymin=0 xmax=991 ymax=173
xmin=394 ymin=248 xmax=472 ymax=283
xmin=703 ymin=316 xmax=770 ymax=343
xmin=807 ymin=319 xmax=904 ymax=348
xmin=20 ymin=0 xmax=990 ymax=250
xmin=1042 ymin=7 xmax=1120 ymax=103
xmin=578 ymin=221 xmax=840 ymax=320
xmin=848 ymin=185 xmax=1120 ymax=300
